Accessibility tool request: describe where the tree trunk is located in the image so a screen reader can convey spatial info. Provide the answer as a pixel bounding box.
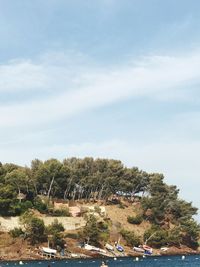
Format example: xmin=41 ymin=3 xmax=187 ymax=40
xmin=47 ymin=174 xmax=55 ymax=201
xmin=64 ymin=177 xmax=73 ymax=200
xmin=98 ymin=184 xmax=105 ymax=200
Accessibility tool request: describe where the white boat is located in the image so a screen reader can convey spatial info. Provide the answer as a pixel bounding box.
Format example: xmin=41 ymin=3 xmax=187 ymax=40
xmin=133 ymin=247 xmax=145 ymax=253
xmin=105 ymin=243 xmax=114 ymax=251
xmin=84 ymin=244 xmax=99 ymax=251
xmin=84 ymin=244 xmax=106 ymax=254
xmin=41 ymin=247 xmax=57 ymax=255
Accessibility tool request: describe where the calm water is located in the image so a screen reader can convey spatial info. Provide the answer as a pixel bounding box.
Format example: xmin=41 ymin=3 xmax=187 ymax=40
xmin=1 ymin=255 xmax=200 ymax=267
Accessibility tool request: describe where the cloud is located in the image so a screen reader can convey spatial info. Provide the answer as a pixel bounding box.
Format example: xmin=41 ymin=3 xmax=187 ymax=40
xmin=0 ymin=60 xmax=48 ymax=92
xmin=0 ymin=50 xmax=200 ymax=129
xmin=0 ymin=96 xmax=199 ymax=215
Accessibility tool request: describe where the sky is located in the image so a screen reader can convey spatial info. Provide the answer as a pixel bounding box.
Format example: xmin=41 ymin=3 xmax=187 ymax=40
xmin=0 ymin=0 xmax=200 ymax=217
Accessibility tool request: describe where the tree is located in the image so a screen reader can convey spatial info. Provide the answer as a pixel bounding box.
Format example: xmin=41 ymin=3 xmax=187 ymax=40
xmin=81 ymin=214 xmax=110 ymax=246
xmin=119 ymin=167 xmax=149 ymax=197
xmin=47 ymin=219 xmax=65 ymax=234
xmin=120 ymin=229 xmax=140 ymax=247
xmin=143 ymin=225 xmax=168 ymax=248
xmin=141 ymin=173 xmax=180 ymax=223
xmin=20 ymin=210 xmax=47 ymax=245
xmin=30 ymin=159 xmax=43 ymax=195
xmin=0 ymin=184 xmax=17 ymax=216
xmin=167 ymin=227 xmax=182 ymax=247
xmin=5 ymin=168 xmax=29 ymax=197
xmin=35 ymin=159 xmax=63 ymax=201
xmin=82 ymin=214 xmax=101 ymax=245
xmin=0 ymin=156 xmax=199 ymax=251
xmin=47 ymin=219 xmax=65 ymax=249
xmin=28 ymin=217 xmax=46 ymax=245
xmin=180 ymin=219 xmax=200 ymax=249
xmin=170 ymin=199 xmax=198 ymax=222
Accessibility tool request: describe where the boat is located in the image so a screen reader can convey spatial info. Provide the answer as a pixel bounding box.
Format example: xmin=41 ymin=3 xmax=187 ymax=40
xmin=84 ymin=244 xmax=106 ymax=254
xmin=133 ymin=245 xmax=153 ymax=255
xmin=133 ymin=247 xmax=145 ymax=253
xmin=42 ymin=247 xmax=57 ymax=254
xmin=142 ymin=245 xmax=153 ymax=255
xmin=116 ymin=244 xmax=124 ymax=252
xmin=105 ymin=243 xmax=114 ymax=251
xmin=40 ymin=247 xmax=57 ymax=258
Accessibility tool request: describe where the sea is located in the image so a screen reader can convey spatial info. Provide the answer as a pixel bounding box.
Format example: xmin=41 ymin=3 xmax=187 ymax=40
xmin=1 ymin=255 xmax=200 ymax=267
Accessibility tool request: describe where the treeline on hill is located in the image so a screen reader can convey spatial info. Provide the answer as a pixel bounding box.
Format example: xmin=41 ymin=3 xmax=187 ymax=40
xmin=0 ymin=157 xmax=199 ymax=249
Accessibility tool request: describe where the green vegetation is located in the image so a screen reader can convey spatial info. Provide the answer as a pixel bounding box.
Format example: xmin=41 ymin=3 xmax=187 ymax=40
xmin=10 ymin=213 xmax=65 ymax=249
xmin=19 ymin=210 xmax=47 ymax=245
xmin=81 ymin=214 xmax=101 ymax=245
xmin=0 ymin=157 xmax=199 ymax=249
xmin=9 ymin=227 xmax=24 ymax=238
xmin=127 ymin=214 xmax=143 ymax=225
xmin=143 ymin=225 xmax=169 ymax=248
xmin=81 ymin=214 xmax=110 ymax=246
xmin=143 ymin=221 xmax=200 ymax=249
xmin=47 ymin=208 xmax=71 ymax=217
xmin=46 ymin=219 xmax=66 ymax=249
xmin=120 ymin=229 xmax=140 ymax=246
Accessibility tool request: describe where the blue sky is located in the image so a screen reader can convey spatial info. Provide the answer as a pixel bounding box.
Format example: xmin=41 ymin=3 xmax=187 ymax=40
xmin=0 ymin=0 xmax=200 ymax=216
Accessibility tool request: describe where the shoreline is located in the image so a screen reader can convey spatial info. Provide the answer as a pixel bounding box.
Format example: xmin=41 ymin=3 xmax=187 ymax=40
xmin=1 ymin=249 xmax=200 ymax=262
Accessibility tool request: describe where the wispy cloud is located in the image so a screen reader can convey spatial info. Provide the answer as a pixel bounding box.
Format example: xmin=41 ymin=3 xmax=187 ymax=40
xmin=0 ymin=49 xmax=199 ymax=213
xmin=0 ymin=60 xmax=48 ymax=92
xmin=0 ymin=50 xmax=200 ymax=128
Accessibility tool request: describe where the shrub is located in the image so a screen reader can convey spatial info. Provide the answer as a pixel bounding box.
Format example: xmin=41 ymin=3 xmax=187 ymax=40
xmin=9 ymin=227 xmax=24 ymax=238
xmin=65 ymin=232 xmax=80 ymax=239
xmin=82 ymin=214 xmax=100 ymax=245
xmin=98 ymin=221 xmax=109 ymax=231
xmin=51 ymin=208 xmax=71 ymax=217
xmin=127 ymin=214 xmax=143 ymax=225
xmin=118 ymin=202 xmax=126 ymax=209
xmin=19 ymin=201 xmax=33 ymax=213
xmin=9 ymin=202 xmax=22 ymax=216
xmin=143 ymin=226 xmax=168 ymax=248
xmin=167 ymin=227 xmax=182 ymax=247
xmin=47 ymin=219 xmax=65 ymax=234
xmin=29 ymin=217 xmax=47 ymax=244
xmin=81 ymin=214 xmax=110 ymax=245
xmin=51 ymin=232 xmax=66 ymax=250
xmin=33 ymin=197 xmax=48 ymax=213
xmin=46 ymin=219 xmax=65 ymax=250
xmin=8 ymin=200 xmax=33 ymax=216
xmin=180 ymin=219 xmax=200 ymax=249
xmin=94 ymin=205 xmax=101 ymax=214
xmin=19 ymin=211 xmax=47 ymax=245
xmin=120 ymin=229 xmax=140 ymax=247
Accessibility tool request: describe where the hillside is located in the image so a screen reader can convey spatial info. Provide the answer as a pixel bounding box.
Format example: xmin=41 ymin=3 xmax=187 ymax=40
xmin=0 ymin=157 xmax=199 ymax=260
xmin=0 ymin=200 xmax=199 ymax=260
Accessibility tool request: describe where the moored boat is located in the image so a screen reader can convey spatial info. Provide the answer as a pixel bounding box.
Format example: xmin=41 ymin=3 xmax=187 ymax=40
xmin=133 ymin=247 xmax=145 ymax=253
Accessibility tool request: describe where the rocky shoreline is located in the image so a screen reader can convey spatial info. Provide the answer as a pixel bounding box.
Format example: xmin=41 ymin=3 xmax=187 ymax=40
xmin=1 ymin=245 xmax=199 ymax=262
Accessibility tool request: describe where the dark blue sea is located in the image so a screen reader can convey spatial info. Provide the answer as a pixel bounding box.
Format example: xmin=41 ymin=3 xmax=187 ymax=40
xmin=1 ymin=255 xmax=200 ymax=267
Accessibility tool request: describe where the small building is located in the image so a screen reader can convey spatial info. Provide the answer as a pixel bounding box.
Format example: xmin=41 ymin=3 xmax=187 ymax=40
xmin=17 ymin=193 xmax=26 ymax=201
